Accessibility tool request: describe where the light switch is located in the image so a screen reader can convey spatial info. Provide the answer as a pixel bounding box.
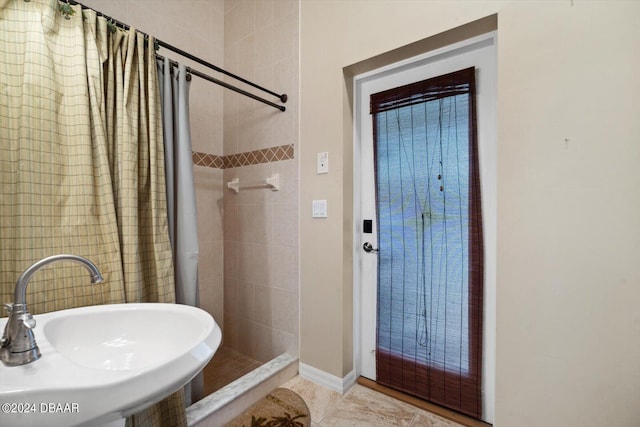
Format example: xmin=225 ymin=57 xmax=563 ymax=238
xmin=317 ymin=152 xmax=328 ymax=174
xmin=312 ymin=199 xmax=327 ymax=218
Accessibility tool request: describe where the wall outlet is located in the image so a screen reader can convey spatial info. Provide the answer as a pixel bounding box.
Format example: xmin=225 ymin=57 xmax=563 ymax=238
xmin=317 ymin=152 xmax=329 ymax=174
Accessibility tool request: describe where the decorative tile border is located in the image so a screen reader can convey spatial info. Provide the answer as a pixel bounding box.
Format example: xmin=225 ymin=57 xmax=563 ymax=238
xmin=192 ymin=152 xmax=225 ymax=168
xmin=192 ymin=144 xmax=294 ymax=169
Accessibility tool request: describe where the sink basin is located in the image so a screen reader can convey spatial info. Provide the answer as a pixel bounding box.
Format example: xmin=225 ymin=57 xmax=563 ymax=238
xmin=0 ymin=303 xmax=221 ymax=427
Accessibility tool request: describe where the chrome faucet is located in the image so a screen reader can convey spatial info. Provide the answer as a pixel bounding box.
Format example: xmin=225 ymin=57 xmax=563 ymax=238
xmin=0 ymin=254 xmax=104 ymax=366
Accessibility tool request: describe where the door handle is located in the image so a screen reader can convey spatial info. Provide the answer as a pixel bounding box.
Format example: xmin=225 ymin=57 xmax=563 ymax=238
xmin=363 ymin=242 xmax=378 ymax=253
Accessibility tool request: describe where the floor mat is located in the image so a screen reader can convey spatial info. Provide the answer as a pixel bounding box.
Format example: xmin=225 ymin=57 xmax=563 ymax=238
xmin=225 ymin=387 xmax=311 ymax=427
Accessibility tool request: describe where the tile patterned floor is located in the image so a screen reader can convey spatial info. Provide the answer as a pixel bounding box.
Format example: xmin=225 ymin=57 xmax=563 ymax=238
xmin=282 ymin=376 xmax=464 ymax=427
xmin=202 ymin=347 xmax=263 ymax=396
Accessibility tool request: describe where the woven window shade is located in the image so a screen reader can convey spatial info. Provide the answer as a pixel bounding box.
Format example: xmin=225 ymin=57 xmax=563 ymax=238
xmin=372 ymin=67 xmax=483 ymax=419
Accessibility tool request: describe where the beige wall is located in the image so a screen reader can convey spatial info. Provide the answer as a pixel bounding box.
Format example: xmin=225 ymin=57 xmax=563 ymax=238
xmin=300 ymin=1 xmax=640 ymax=426
xmin=222 ymin=0 xmax=299 ymax=362
xmin=82 ymin=0 xmax=225 ymax=326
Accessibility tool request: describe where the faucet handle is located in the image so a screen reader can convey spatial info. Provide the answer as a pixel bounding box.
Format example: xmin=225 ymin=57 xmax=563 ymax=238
xmin=3 ymin=303 xmax=13 ymax=314
xmin=19 ymin=313 xmax=36 ymax=329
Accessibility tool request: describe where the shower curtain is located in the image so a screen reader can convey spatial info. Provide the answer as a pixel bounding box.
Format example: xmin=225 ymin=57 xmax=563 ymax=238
xmin=158 ymin=58 xmax=202 ymax=405
xmin=159 ymin=59 xmax=199 ymax=309
xmin=0 ymin=0 xmax=186 ymax=425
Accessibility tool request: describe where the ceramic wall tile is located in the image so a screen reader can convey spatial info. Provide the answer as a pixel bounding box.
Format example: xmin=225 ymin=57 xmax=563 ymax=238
xmin=223 ymin=0 xmax=299 ymax=364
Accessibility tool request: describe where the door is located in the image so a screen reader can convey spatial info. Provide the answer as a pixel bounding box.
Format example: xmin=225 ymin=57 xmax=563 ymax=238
xmin=355 ymin=33 xmax=496 ymax=422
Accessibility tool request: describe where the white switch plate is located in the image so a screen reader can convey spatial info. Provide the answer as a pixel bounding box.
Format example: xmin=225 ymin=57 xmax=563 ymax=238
xmin=317 ymin=152 xmax=328 ymax=174
xmin=312 ymin=199 xmax=327 ymax=218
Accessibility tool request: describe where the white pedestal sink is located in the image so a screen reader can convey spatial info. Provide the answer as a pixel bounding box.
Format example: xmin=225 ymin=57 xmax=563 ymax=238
xmin=0 ymin=303 xmax=221 ymax=427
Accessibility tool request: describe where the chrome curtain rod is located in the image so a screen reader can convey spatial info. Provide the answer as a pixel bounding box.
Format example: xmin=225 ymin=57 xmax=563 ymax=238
xmin=67 ymin=0 xmax=288 ymax=111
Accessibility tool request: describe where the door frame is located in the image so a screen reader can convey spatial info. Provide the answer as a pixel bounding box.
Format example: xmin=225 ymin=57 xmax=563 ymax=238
xmin=352 ymin=31 xmax=497 ymax=423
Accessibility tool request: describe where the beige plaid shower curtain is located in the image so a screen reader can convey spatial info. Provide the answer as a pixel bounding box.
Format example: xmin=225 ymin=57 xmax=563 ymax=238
xmin=0 ymin=0 xmax=185 ymax=425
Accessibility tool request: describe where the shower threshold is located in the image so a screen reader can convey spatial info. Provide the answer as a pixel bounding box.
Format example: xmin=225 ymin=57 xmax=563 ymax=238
xmin=186 ymin=353 xmax=298 ymax=427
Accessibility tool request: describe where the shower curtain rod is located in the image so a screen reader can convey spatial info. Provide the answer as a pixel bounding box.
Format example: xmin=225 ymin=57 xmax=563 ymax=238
xmin=66 ymin=0 xmax=288 ymax=112
xmin=158 ymin=55 xmax=286 ymax=112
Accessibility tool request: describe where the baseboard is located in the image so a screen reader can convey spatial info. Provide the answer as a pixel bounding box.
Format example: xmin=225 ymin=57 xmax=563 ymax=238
xmin=298 ymin=362 xmax=356 ymax=394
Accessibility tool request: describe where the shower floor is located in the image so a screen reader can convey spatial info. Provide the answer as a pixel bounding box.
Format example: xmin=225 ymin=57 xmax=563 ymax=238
xmin=203 ymin=347 xmax=263 ymax=396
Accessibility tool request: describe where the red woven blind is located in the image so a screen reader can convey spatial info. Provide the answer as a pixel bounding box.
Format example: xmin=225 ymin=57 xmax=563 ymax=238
xmin=372 ymin=67 xmax=483 ymax=419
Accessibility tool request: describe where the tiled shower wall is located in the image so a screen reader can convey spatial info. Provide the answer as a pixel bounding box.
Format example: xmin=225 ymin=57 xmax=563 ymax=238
xmin=221 ymin=0 xmax=299 ymax=362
